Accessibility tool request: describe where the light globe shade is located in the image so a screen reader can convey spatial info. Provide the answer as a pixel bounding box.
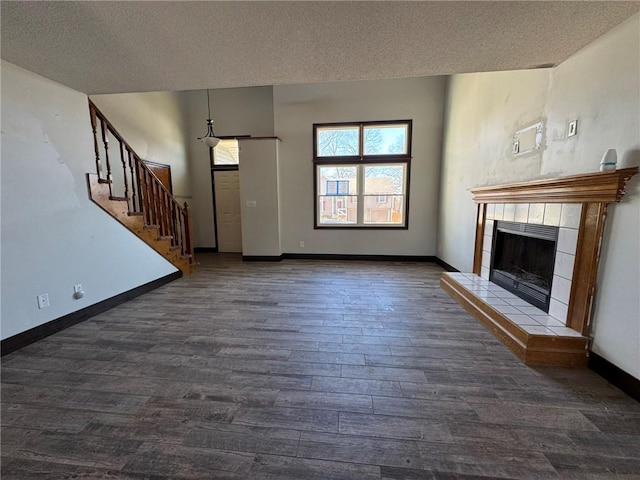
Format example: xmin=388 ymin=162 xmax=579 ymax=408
xmin=202 ymin=136 xmax=221 ymax=148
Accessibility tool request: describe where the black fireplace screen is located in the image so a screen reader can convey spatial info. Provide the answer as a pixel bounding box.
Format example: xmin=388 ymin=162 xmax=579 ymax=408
xmin=490 ymin=221 xmax=559 ymax=312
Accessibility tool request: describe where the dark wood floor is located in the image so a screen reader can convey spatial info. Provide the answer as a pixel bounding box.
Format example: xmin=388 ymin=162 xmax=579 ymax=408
xmin=2 ymin=254 xmax=639 ymax=479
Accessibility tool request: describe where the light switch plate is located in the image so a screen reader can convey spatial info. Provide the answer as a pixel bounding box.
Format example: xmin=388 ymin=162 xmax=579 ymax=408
xmin=568 ymin=120 xmax=578 ymax=137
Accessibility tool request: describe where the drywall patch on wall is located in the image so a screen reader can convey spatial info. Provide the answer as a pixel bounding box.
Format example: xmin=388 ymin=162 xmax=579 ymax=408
xmin=438 ymin=69 xmax=551 ymax=272
xmin=438 ymin=14 xmax=640 ymax=377
xmin=1 ymin=60 xmax=177 ymax=340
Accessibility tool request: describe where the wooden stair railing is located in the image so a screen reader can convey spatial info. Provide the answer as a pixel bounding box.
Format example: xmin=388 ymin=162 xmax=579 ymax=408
xmin=87 ymin=100 xmax=193 ymax=274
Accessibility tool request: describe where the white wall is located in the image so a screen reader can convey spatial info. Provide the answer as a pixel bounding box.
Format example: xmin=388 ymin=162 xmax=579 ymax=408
xmin=438 ymin=69 xmax=551 ymax=270
xmin=238 ymin=139 xmax=281 ymax=256
xmin=438 ymin=14 xmax=640 ymax=378
xmin=90 ymin=91 xmax=191 ymax=197
xmin=274 ymin=77 xmax=445 ymax=255
xmin=0 ymin=61 xmax=178 ymax=340
xmin=184 ymin=87 xmax=274 ymax=248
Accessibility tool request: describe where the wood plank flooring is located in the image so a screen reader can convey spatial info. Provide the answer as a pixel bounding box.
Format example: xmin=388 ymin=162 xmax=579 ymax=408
xmin=2 ymin=254 xmax=639 ymax=479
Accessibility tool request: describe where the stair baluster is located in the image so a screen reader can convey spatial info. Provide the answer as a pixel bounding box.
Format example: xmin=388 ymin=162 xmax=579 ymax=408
xmin=99 ymin=119 xmax=113 ymax=197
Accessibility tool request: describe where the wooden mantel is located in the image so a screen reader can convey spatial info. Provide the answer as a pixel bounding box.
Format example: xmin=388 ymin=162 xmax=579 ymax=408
xmin=470 ymin=167 xmax=638 ymax=204
xmin=442 ymin=167 xmax=638 ymax=367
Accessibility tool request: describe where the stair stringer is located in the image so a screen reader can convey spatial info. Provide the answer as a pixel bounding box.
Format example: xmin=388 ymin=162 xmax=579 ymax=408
xmin=87 ymin=173 xmax=191 ymax=274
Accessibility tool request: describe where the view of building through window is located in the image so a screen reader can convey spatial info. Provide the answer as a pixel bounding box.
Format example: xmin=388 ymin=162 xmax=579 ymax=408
xmin=314 ymin=121 xmax=411 ymax=228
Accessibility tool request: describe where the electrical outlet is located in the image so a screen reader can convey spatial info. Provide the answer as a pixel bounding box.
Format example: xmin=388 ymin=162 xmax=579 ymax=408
xmin=299 ymin=241 xmax=305 ymax=248
xmin=568 ymin=119 xmax=578 ymax=137
xmin=73 ymin=284 xmax=85 ymax=299
xmin=37 ymin=293 xmax=50 ymax=309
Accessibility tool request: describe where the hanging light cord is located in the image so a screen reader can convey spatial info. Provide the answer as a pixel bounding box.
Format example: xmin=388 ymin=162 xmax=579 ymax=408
xmin=206 ymin=89 xmax=212 ymax=120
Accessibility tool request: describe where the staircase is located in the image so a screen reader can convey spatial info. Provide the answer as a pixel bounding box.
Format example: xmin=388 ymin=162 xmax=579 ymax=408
xmin=86 ymin=100 xmax=194 ymax=274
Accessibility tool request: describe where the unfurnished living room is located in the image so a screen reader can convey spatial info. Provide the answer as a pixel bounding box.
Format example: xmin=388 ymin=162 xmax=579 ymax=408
xmin=1 ymin=2 xmax=640 ymax=479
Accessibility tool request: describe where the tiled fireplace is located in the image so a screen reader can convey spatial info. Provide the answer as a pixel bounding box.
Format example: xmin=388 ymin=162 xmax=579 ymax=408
xmin=441 ymin=168 xmax=638 ymax=367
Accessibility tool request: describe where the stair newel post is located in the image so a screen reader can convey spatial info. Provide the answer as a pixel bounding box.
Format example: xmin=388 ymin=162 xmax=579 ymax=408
xmin=183 ymin=201 xmax=193 ymax=259
xmin=100 ymin=119 xmax=113 ymax=197
xmin=119 ymin=142 xmax=129 ymax=202
xmin=89 ymin=104 xmax=103 ymax=180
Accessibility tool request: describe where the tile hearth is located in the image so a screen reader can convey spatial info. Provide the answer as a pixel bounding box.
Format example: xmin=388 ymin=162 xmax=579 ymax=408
xmin=440 ymin=272 xmax=589 ymax=367
xmin=445 ymin=273 xmax=583 ymax=337
xmin=443 ymin=168 xmax=638 ymax=367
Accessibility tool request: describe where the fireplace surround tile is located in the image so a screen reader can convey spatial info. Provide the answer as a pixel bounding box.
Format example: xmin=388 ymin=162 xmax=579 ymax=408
xmin=503 ymin=203 xmax=516 ymax=221
xmin=484 ymin=297 xmax=510 ymax=307
xmin=557 ymin=227 xmax=579 ymax=254
xmin=509 ymin=314 xmax=542 ymax=326
xmin=503 ymin=297 xmax=533 ymax=307
xmin=528 ymin=203 xmax=545 ymax=224
xmin=481 ymin=250 xmax=490 ymax=269
xmin=549 ymin=298 xmax=569 ymax=321
xmin=514 ymin=203 xmax=530 ymax=223
xmin=486 ymin=203 xmax=495 ymax=220
xmin=549 ymin=326 xmax=584 ymax=337
xmin=554 ymin=252 xmax=576 ymax=281
xmin=516 ymin=305 xmax=547 ymax=316
xmin=530 ymin=315 xmax=566 ymax=328
xmin=493 ymin=305 xmax=522 ymax=315
xmin=484 ymin=219 xmax=494 ymax=236
xmin=551 ymin=275 xmax=572 ymax=305
xmin=481 ymin=266 xmax=490 ymax=279
xmin=494 ymin=203 xmax=504 ymax=220
xmin=560 ymin=204 xmax=582 ymax=229
xmin=452 ymin=168 xmax=638 ymax=366
xmin=520 ymin=324 xmax=555 ymax=335
xmin=543 ymin=203 xmax=562 ymax=226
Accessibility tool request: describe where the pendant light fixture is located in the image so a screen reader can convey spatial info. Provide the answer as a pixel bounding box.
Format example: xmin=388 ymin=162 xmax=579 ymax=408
xmin=198 ymin=89 xmax=220 ymax=148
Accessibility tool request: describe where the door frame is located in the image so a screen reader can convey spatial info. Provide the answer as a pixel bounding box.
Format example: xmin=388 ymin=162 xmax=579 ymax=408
xmin=211 ymin=165 xmax=240 ymax=252
xmin=144 ymin=160 xmax=173 ymax=193
xmin=210 ymin=140 xmax=244 ymax=252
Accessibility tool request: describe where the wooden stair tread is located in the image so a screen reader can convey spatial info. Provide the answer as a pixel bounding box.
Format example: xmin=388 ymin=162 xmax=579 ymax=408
xmin=87 ymin=173 xmax=193 ymax=275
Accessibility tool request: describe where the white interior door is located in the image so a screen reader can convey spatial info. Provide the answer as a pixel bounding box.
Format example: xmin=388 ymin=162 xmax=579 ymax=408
xmin=214 ymin=170 xmax=242 ymax=252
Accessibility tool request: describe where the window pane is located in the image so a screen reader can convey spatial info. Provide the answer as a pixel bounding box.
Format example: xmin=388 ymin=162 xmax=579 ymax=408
xmin=363 ymin=124 xmax=408 ymax=155
xmin=213 ymin=139 xmax=239 ymax=165
xmin=318 ymin=166 xmax=358 ymax=195
xmin=317 ymin=126 xmax=359 ymax=157
xmin=364 ymin=164 xmax=405 ymax=195
xmin=364 ymin=195 xmax=405 ymax=225
xmin=318 ymin=196 xmax=358 ymax=224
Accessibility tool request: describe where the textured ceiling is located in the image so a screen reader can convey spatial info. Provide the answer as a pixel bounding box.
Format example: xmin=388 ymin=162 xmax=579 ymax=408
xmin=1 ymin=1 xmax=638 ymax=95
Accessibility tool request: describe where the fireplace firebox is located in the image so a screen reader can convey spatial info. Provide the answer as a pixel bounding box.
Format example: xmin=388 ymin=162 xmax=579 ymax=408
xmin=490 ymin=221 xmax=558 ymax=312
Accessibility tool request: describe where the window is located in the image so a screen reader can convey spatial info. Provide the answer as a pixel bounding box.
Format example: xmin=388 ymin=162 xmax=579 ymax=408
xmin=314 ymin=120 xmax=411 ymax=228
xmin=212 ymin=139 xmax=239 ymax=166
